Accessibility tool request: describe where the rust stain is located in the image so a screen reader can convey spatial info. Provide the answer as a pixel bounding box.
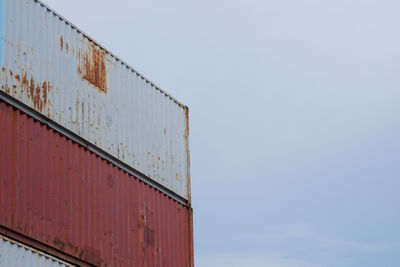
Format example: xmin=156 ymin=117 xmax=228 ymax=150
xmin=185 ymin=106 xmax=190 ymax=137
xmin=42 ymin=81 xmax=48 ymax=108
xmin=66 ymin=42 xmax=69 ymax=53
xmin=53 ymin=237 xmax=65 ymax=251
xmin=9 ymin=70 xmax=13 ymax=77
xmin=34 ymin=83 xmax=41 ymax=110
xmin=66 ymin=241 xmax=80 ymax=254
xmin=15 ymin=74 xmax=20 ymax=82
xmin=22 ymin=71 xmax=28 ymax=86
xmin=29 ymin=76 xmax=35 ymax=99
xmin=20 ymin=72 xmax=51 ymax=112
xmin=79 ymin=247 xmax=103 ymax=266
xmin=21 ymin=71 xmax=28 ymax=94
xmin=138 ymin=210 xmax=146 ymax=244
xmin=138 ymin=209 xmax=155 ymax=249
xmin=78 ymin=43 xmax=107 ymax=92
xmin=4 ymin=74 xmax=10 ymax=94
xmin=60 ymin=35 xmax=63 ymax=51
xmin=81 ymin=101 xmax=84 ymax=120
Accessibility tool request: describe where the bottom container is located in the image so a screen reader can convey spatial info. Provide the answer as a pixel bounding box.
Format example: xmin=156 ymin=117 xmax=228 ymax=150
xmin=0 ymin=100 xmax=194 ymax=267
xmin=0 ymin=234 xmax=74 ymax=267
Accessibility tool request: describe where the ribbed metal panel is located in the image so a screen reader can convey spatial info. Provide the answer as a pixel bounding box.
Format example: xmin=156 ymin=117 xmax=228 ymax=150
xmin=0 ymin=235 xmax=74 ymax=267
xmin=0 ymin=0 xmax=190 ymax=200
xmin=0 ymin=100 xmax=194 ymax=267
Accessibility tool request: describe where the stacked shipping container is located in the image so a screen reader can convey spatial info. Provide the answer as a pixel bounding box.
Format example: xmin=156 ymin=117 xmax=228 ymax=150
xmin=0 ymin=234 xmax=75 ymax=267
xmin=0 ymin=0 xmax=193 ymax=266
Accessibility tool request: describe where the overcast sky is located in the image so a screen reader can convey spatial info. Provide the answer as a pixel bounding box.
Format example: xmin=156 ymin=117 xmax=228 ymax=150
xmin=41 ymin=0 xmax=400 ymax=266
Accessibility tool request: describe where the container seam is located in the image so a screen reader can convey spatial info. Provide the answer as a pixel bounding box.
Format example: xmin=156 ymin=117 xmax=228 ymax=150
xmin=0 ymin=91 xmax=188 ymax=206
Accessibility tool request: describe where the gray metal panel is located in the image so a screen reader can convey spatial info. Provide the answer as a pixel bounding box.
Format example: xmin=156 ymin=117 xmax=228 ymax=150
xmin=0 ymin=235 xmax=74 ymax=267
xmin=0 ymin=0 xmax=190 ymax=200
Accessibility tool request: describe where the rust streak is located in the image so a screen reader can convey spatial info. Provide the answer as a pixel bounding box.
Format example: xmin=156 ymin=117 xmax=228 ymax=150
xmin=34 ymin=83 xmax=41 ymax=110
xmin=4 ymin=75 xmax=10 ymax=94
xmin=66 ymin=42 xmax=69 ymax=53
xmin=60 ymin=35 xmax=63 ymax=51
xmin=21 ymin=71 xmax=28 ymax=94
xmin=22 ymin=72 xmax=50 ymax=112
xmin=15 ymin=74 xmax=20 ymax=82
xmin=79 ymin=43 xmax=107 ymax=92
xmin=42 ymin=81 xmax=48 ymax=108
xmin=81 ymin=101 xmax=85 ymax=123
xmin=29 ymin=76 xmax=35 ymax=98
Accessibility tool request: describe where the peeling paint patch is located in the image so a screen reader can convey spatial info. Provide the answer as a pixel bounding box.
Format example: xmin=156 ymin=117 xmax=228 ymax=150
xmin=78 ymin=43 xmax=107 ymax=93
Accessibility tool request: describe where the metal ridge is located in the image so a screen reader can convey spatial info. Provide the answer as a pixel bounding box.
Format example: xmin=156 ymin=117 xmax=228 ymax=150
xmin=0 ymin=233 xmax=76 ymax=266
xmin=33 ymin=0 xmax=187 ymax=110
xmin=0 ymin=91 xmax=188 ymax=206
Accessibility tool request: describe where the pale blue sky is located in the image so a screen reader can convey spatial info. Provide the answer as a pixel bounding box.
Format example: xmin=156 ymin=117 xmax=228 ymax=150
xmin=42 ymin=1 xmax=400 ymax=266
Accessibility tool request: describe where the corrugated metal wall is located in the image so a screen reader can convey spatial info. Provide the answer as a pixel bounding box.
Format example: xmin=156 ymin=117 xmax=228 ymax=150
xmin=0 ymin=0 xmax=190 ymax=200
xmin=0 ymin=100 xmax=194 ymax=267
xmin=0 ymin=235 xmax=74 ymax=267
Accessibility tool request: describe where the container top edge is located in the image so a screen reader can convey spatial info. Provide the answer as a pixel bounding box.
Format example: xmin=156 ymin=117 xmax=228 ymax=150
xmin=33 ymin=0 xmax=187 ymax=110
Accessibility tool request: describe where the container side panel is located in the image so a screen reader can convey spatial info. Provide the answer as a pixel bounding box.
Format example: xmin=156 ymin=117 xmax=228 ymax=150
xmin=0 ymin=100 xmax=193 ymax=267
xmin=0 ymin=0 xmax=189 ymax=200
xmin=0 ymin=235 xmax=75 ymax=267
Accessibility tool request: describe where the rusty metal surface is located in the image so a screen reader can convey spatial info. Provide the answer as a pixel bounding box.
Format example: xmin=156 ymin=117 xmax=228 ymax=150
xmin=0 ymin=234 xmax=75 ymax=267
xmin=0 ymin=100 xmax=194 ymax=267
xmin=0 ymin=0 xmax=190 ymax=200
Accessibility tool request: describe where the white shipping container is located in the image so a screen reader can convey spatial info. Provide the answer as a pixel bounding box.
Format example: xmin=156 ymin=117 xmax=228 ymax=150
xmin=0 ymin=235 xmax=74 ymax=267
xmin=0 ymin=0 xmax=190 ymax=201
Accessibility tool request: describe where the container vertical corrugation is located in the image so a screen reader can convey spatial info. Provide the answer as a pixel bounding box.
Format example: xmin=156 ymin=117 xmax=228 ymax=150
xmin=0 ymin=0 xmax=190 ymax=201
xmin=0 ymin=100 xmax=193 ymax=266
xmin=0 ymin=235 xmax=75 ymax=267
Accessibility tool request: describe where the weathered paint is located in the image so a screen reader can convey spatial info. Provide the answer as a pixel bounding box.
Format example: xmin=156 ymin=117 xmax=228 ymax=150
xmin=81 ymin=43 xmax=107 ymax=92
xmin=0 ymin=100 xmax=194 ymax=267
xmin=0 ymin=0 xmax=190 ymax=200
xmin=0 ymin=235 xmax=75 ymax=267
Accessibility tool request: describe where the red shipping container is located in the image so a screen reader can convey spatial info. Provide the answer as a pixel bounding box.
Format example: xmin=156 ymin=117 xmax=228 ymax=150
xmin=0 ymin=100 xmax=194 ymax=267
